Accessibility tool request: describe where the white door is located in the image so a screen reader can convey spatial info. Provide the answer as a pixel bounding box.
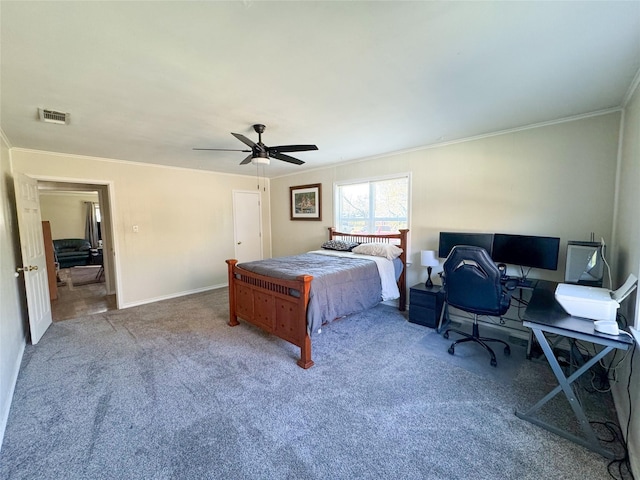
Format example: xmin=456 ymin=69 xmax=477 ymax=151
xmin=14 ymin=172 xmax=52 ymax=344
xmin=233 ymin=190 xmax=263 ymax=263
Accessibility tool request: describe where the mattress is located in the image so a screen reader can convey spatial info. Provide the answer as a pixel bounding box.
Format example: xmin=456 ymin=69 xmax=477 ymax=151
xmin=237 ymin=251 xmax=395 ymax=334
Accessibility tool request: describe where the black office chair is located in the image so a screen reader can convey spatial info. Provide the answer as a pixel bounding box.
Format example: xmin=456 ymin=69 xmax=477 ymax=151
xmin=441 ymin=245 xmax=516 ymax=367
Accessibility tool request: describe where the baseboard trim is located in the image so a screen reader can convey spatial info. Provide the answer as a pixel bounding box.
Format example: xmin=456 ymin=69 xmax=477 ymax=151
xmin=0 ymin=339 xmax=26 ymax=454
xmin=119 ymin=283 xmax=227 ymax=309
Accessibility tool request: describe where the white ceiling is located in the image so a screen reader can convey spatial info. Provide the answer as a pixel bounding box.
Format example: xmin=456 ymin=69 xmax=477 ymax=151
xmin=2 ymin=1 xmax=639 ymax=178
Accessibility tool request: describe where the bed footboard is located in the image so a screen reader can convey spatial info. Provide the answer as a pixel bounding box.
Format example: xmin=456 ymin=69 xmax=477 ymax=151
xmin=226 ymin=259 xmax=314 ymax=369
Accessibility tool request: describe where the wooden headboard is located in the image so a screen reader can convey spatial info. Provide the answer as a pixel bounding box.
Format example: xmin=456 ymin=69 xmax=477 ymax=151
xmin=328 ymin=227 xmax=409 ymax=311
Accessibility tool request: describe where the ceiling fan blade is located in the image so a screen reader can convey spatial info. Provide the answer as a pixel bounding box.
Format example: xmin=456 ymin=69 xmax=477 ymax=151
xmin=193 ymin=148 xmax=252 ymax=152
xmin=231 ymin=132 xmax=257 ymax=148
xmin=269 ymin=144 xmax=318 ymax=153
xmin=269 ymin=151 xmax=305 ymax=165
xmin=197 ymin=125 xmax=315 ymax=166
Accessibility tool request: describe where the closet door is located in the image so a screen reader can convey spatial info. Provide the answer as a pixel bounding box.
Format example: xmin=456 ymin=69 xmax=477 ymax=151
xmin=232 ymin=190 xmax=263 ymax=263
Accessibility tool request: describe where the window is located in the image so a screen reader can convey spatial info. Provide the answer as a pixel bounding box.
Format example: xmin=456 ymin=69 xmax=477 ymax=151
xmin=94 ymin=203 xmax=102 ymax=241
xmin=334 ymin=174 xmax=410 ymax=234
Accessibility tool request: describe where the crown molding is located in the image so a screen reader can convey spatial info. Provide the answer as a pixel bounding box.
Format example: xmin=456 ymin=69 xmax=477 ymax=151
xmin=9 ymin=147 xmax=261 ymax=181
xmin=8 ymin=105 xmax=625 ymax=183
xmin=369 ymin=108 xmax=623 ymax=161
xmin=273 ymin=108 xmax=623 ymax=179
xmin=0 ymin=129 xmax=12 ymax=149
xmin=622 ymin=67 xmax=640 ymax=108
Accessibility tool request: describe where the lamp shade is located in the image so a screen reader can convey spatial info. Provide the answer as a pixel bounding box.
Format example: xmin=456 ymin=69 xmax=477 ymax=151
xmin=420 ymin=250 xmax=439 ymax=267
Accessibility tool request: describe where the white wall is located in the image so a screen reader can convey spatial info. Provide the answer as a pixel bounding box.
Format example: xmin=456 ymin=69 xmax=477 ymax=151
xmin=612 ymin=79 xmax=640 ymax=472
xmin=271 ymin=113 xmax=621 ymax=290
xmin=39 ymin=191 xmax=99 ymax=240
xmin=10 ymin=150 xmax=272 ymax=308
xmin=0 ymin=133 xmax=28 ymax=449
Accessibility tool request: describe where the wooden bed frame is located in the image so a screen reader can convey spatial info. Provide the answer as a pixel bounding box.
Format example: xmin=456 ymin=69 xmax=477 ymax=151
xmin=226 ymin=228 xmax=409 ymax=368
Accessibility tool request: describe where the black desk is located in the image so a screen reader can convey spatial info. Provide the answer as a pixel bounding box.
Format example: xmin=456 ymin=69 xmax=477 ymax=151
xmin=516 ymin=280 xmax=633 ymax=459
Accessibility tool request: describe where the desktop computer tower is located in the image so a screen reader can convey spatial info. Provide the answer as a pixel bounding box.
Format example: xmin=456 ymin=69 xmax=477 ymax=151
xmin=564 ymin=241 xmax=604 ymax=287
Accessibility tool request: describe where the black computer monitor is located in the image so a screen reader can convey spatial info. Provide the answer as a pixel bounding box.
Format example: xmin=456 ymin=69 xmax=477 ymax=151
xmin=492 ymin=233 xmax=560 ymax=270
xmin=438 ymin=232 xmax=494 ymax=258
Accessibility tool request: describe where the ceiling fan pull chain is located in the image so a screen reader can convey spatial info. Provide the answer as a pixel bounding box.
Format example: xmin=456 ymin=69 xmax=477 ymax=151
xmin=262 ymin=164 xmax=267 ymax=191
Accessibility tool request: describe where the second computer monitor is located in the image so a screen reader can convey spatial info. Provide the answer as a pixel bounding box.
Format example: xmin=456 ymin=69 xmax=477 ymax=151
xmin=492 ymin=233 xmax=560 ymax=271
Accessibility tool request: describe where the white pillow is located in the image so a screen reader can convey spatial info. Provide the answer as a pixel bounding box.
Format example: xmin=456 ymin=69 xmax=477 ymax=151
xmin=352 ymin=242 xmax=403 ymax=260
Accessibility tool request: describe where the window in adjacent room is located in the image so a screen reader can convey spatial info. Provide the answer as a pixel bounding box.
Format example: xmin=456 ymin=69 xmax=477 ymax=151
xmin=334 ymin=174 xmax=410 ymax=234
xmin=94 ymin=203 xmax=102 ymax=242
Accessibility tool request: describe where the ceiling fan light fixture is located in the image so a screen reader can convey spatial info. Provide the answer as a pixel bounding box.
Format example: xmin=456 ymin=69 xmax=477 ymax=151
xmin=251 ymin=156 xmax=270 ymax=166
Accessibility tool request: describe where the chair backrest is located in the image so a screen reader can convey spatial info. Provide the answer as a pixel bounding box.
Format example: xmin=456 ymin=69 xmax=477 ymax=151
xmin=442 ymin=245 xmax=511 ymax=317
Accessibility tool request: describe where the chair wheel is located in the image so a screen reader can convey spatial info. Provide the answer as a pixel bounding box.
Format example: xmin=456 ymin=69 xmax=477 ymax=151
xmin=443 ymin=331 xmax=449 ymax=339
xmin=504 ymin=346 xmax=511 ymax=356
xmin=448 ymin=346 xmax=455 ymax=355
xmin=490 ymin=358 xmax=497 ymax=367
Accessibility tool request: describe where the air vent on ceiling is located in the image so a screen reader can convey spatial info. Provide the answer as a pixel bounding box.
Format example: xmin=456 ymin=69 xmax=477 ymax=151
xmin=38 ymin=108 xmax=70 ymax=125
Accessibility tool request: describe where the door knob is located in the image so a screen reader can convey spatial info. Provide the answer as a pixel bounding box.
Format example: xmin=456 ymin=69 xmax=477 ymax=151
xmin=237 ymin=241 xmax=242 ymax=245
xmin=16 ymin=265 xmax=38 ymax=273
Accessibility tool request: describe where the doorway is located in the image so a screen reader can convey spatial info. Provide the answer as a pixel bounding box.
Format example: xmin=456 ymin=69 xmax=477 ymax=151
xmin=38 ymin=180 xmax=117 ymax=321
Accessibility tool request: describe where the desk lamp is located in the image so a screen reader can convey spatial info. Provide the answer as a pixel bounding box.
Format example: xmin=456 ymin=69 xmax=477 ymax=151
xmin=421 ymin=250 xmax=439 ymax=288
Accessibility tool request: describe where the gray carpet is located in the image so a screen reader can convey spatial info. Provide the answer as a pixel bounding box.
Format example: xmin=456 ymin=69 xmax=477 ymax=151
xmin=0 ymin=288 xmax=624 ymax=479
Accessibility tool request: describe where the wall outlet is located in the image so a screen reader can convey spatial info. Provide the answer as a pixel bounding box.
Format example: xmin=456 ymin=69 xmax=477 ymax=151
xmin=133 ymin=225 xmax=139 ymax=233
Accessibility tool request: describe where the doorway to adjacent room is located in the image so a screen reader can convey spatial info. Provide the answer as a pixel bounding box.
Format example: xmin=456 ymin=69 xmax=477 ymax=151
xmin=38 ymin=180 xmax=118 ymax=322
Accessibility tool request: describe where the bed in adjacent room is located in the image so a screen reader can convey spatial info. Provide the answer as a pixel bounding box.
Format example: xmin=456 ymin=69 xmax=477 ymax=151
xmin=226 ymin=228 xmax=409 ymax=368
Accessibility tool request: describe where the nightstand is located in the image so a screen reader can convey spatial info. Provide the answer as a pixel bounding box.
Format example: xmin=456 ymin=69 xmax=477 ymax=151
xmin=409 ymin=283 xmax=444 ymax=328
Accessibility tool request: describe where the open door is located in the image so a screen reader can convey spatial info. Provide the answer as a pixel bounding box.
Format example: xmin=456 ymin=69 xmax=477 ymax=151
xmin=14 ymin=172 xmax=52 ymax=343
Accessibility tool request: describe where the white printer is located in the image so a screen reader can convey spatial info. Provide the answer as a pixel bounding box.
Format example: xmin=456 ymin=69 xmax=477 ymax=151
xmin=555 ymin=274 xmax=637 ymax=322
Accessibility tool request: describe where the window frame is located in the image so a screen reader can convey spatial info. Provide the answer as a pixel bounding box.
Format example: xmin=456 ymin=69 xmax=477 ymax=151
xmin=333 ymin=172 xmax=411 ymax=235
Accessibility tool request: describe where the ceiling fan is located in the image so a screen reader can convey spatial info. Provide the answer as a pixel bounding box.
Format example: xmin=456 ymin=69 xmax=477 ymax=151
xmin=193 ymin=124 xmax=318 ymax=166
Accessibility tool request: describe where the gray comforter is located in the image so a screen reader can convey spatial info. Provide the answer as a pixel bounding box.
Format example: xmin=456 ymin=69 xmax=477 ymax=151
xmin=238 ymin=253 xmax=382 ymax=334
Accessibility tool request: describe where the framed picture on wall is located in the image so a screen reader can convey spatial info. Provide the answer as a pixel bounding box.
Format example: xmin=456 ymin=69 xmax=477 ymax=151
xmin=290 ymin=183 xmax=322 ymax=221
